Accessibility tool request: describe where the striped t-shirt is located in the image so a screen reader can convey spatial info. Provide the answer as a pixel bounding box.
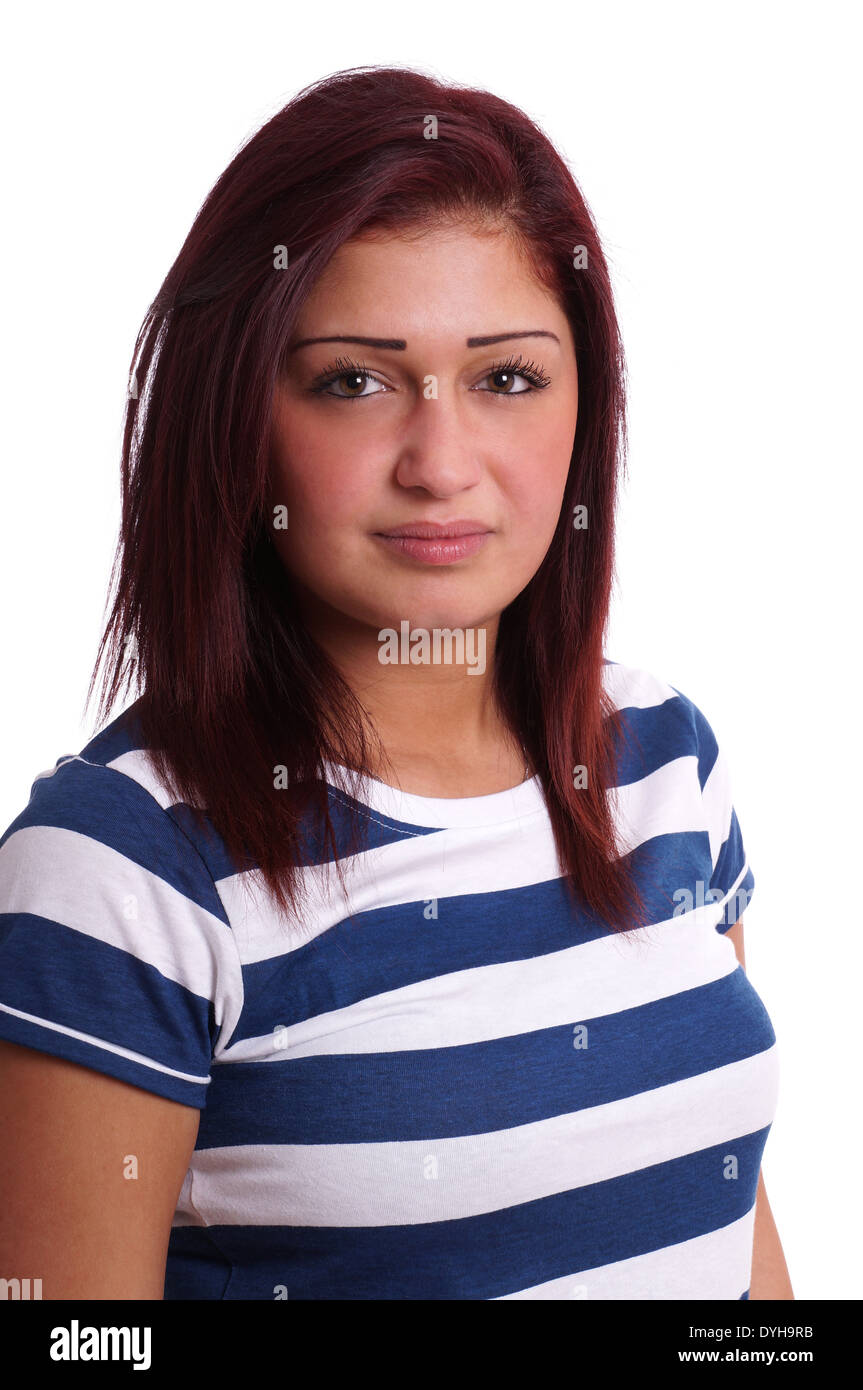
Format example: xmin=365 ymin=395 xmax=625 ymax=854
xmin=0 ymin=660 xmax=778 ymax=1300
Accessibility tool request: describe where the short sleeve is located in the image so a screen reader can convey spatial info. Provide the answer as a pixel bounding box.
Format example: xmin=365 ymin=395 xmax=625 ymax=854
xmin=672 ymin=686 xmax=756 ymax=934
xmin=0 ymin=755 xmax=243 ymax=1107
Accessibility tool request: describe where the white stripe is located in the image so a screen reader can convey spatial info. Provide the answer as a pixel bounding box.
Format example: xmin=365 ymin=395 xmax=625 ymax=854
xmin=323 ymin=758 xmax=548 ymax=830
xmin=0 ymin=1001 xmax=211 ymax=1085
xmin=602 ymin=662 xmax=676 ymax=711
xmin=222 ymin=754 xmax=707 ymax=965
xmin=495 ymin=1210 xmax=756 ymax=1299
xmin=0 ymin=823 xmax=244 ymax=1050
xmin=608 ymin=754 xmax=705 ymax=857
xmin=222 ymin=910 xmax=739 ymax=1062
xmin=32 ymin=752 xmax=178 ymax=812
xmin=220 ymin=809 xmax=557 ymax=962
xmin=105 ymin=748 xmax=201 ymax=811
xmin=38 ymin=748 xmax=208 ymax=815
xmin=175 ymin=1046 xmax=779 ymax=1227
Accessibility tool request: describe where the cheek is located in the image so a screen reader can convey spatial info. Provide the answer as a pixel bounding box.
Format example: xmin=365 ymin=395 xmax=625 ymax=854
xmin=506 ymin=438 xmax=572 ymax=530
xmin=270 ymin=421 xmax=382 ymax=531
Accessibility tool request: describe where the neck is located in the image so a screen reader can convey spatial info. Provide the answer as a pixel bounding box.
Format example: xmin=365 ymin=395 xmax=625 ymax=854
xmin=293 ymin=589 xmax=525 ymax=791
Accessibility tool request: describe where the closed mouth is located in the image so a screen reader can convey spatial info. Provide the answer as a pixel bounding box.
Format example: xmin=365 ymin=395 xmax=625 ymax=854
xmin=374 ymin=521 xmax=492 ymax=539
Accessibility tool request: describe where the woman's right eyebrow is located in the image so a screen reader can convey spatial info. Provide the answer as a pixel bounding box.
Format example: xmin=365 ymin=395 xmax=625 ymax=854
xmin=288 ymin=330 xmax=560 ymax=352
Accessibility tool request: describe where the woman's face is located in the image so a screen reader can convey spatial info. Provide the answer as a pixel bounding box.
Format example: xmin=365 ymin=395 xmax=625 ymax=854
xmin=268 ymin=221 xmax=578 ymax=638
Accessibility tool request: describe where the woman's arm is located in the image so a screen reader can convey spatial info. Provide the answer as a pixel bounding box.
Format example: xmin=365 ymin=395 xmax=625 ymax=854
xmin=0 ymin=1039 xmax=200 ymax=1298
xmin=725 ymin=919 xmax=794 ymax=1300
xmin=751 ymin=1169 xmax=794 ymax=1299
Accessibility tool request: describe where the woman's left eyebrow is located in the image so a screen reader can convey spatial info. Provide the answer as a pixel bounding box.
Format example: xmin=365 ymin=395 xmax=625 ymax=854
xmin=288 ymin=330 xmax=559 ymax=352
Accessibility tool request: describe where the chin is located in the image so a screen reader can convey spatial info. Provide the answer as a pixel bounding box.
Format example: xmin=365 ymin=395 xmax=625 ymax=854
xmin=375 ymin=600 xmax=502 ymax=633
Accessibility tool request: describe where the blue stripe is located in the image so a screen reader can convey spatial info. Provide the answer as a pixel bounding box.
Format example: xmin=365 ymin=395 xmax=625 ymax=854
xmin=0 ymin=1009 xmax=208 ymax=1107
xmin=610 ymin=693 xmax=698 ymax=787
xmin=0 ymin=760 xmax=230 ymax=925
xmin=670 ymin=685 xmax=721 ymax=790
xmin=78 ymin=701 xmax=441 ymax=870
xmin=70 ymin=700 xmax=149 ymax=768
xmin=168 ymin=784 xmax=441 ymax=884
xmin=713 ymin=809 xmax=753 ymax=900
xmin=164 ymin=1229 xmax=234 ymax=1298
xmin=0 ymin=914 xmax=215 ymax=1085
xmin=234 ymin=830 xmax=717 ymax=1039
xmin=716 ymin=864 xmax=755 ymax=932
xmin=200 ymin=969 xmax=775 ymax=1148
xmin=167 ymin=1128 xmax=769 ymax=1300
xmin=311 ymin=785 xmax=440 ymax=861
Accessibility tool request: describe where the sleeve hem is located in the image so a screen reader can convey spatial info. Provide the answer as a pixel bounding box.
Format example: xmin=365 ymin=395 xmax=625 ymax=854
xmin=0 ymin=1004 xmax=210 ymax=1108
xmin=714 ymin=861 xmax=755 ymax=933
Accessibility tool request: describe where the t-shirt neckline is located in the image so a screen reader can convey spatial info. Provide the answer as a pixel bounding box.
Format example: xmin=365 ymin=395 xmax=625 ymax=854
xmin=320 ymin=759 xmax=546 ymax=829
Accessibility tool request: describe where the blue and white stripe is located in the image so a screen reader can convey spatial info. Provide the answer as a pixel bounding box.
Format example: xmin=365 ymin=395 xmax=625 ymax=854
xmin=0 ymin=660 xmax=777 ymax=1299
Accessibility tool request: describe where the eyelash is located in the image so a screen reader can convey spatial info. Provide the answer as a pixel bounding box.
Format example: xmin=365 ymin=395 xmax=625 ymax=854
xmin=309 ymin=352 xmax=552 ymax=401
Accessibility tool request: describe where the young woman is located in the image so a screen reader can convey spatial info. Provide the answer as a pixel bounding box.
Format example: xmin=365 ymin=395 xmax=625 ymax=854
xmin=0 ymin=65 xmax=792 ymax=1300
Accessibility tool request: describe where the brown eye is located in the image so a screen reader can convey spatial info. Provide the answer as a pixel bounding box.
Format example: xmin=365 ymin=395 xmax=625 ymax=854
xmin=311 ymin=357 xmax=389 ymax=400
xmin=476 ymin=354 xmax=552 ymax=396
xmin=332 ymin=371 xmax=373 ymax=397
xmin=486 ymin=367 xmax=531 ymax=394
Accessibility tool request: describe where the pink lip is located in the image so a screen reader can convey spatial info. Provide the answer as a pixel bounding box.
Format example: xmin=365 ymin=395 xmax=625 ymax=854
xmin=373 ymin=521 xmax=493 ymax=565
xmin=375 ymin=520 xmax=492 ymax=539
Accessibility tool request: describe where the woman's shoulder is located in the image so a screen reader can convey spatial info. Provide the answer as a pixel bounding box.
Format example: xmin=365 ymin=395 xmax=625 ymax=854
xmin=0 ymin=700 xmax=240 ymax=1108
xmin=603 ymin=659 xmax=753 ymax=925
xmin=602 ymin=657 xmax=720 ymax=766
xmin=0 ymin=700 xmax=226 ymax=918
xmin=9 ymin=697 xmax=174 ymax=820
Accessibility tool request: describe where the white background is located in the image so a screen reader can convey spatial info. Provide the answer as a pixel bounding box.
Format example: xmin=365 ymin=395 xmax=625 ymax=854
xmin=2 ymin=0 xmax=860 ymax=1299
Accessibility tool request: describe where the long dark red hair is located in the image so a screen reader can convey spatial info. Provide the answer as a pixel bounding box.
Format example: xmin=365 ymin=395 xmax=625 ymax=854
xmin=87 ymin=64 xmax=650 ymax=938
